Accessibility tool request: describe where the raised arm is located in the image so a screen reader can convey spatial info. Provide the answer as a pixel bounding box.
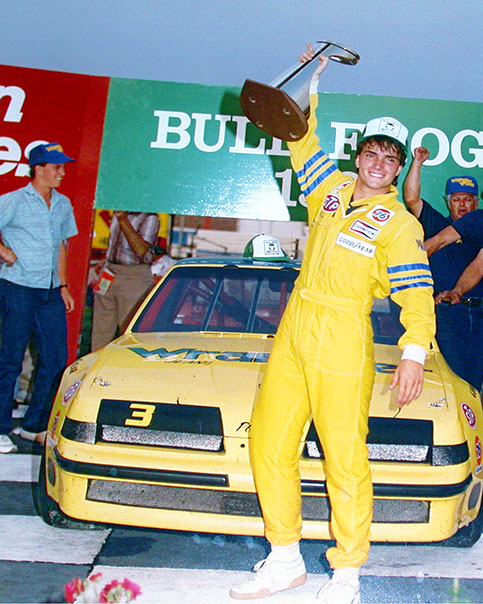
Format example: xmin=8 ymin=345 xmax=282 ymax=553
xmin=299 ymin=43 xmax=329 ymax=90
xmin=403 ymin=146 xmax=430 ymax=218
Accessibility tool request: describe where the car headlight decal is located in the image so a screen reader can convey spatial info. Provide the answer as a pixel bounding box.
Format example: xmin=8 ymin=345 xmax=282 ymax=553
xmin=61 ymin=399 xmax=224 ymax=452
xmin=303 ymin=418 xmax=469 ymax=466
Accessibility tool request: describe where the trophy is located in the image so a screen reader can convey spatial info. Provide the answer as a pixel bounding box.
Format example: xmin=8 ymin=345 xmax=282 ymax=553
xmin=240 ymin=41 xmax=360 ymax=142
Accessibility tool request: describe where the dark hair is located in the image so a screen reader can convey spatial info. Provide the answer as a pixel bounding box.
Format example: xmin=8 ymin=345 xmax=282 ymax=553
xmin=29 ymin=163 xmax=46 ymax=178
xmin=356 ymin=136 xmax=407 ymax=166
xmin=355 ymin=136 xmax=406 ymax=185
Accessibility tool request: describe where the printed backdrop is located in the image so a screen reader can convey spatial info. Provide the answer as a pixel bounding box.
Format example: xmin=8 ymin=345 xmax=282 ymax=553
xmin=96 ymin=78 xmax=482 ymax=221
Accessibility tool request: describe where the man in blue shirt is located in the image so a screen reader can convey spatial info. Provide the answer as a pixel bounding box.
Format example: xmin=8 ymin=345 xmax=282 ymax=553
xmin=0 ymin=143 xmax=78 ymax=453
xmin=425 ymin=210 xmax=483 ymax=314
xmin=404 ymin=148 xmax=482 ymax=391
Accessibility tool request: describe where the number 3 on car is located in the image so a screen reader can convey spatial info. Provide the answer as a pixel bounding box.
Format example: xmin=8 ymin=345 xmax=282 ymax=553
xmin=125 ymin=403 xmax=156 ymax=427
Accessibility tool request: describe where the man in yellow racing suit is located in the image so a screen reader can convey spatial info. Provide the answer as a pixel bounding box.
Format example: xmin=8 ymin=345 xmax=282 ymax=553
xmin=230 ymin=49 xmax=435 ymax=604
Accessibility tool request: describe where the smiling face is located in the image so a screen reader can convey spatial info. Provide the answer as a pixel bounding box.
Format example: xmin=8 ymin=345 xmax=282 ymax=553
xmin=354 ymin=140 xmax=403 ymax=197
xmin=447 ymin=192 xmax=478 ymax=221
xmin=34 ymin=162 xmax=66 ymax=190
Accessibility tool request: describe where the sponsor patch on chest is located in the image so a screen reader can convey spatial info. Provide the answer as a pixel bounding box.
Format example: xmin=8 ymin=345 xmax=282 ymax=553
xmin=349 ymin=219 xmax=380 ymax=241
xmin=335 ymin=233 xmax=376 ymax=257
xmin=322 ymin=194 xmax=340 ymax=212
xmin=366 ymin=205 xmax=395 ymax=225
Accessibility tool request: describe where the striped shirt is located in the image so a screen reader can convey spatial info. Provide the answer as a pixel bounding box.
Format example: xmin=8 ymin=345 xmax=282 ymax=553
xmin=0 ymin=183 xmax=77 ymax=288
xmin=106 ymin=213 xmax=159 ymax=265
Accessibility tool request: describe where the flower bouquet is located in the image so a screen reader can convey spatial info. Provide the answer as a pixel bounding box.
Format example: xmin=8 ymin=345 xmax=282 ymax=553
xmin=64 ymin=572 xmax=142 ymax=603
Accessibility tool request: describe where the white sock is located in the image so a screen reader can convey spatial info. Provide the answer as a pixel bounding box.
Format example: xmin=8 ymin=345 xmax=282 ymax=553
xmin=333 ymin=567 xmax=360 ymax=586
xmin=270 ymin=542 xmax=301 ymax=563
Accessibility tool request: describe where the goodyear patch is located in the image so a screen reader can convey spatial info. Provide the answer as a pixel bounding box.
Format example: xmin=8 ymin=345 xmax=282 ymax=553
xmin=335 ymin=233 xmax=376 ymax=258
xmin=349 ymin=219 xmax=380 ymax=241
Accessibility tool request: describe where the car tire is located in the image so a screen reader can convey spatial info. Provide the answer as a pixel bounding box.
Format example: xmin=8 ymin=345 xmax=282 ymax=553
xmin=441 ymin=502 xmax=483 ymax=548
xmin=33 ymin=449 xmax=108 ymax=531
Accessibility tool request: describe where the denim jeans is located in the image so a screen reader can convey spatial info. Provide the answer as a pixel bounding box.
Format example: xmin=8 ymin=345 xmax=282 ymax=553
xmin=435 ymin=302 xmax=483 ymax=392
xmin=0 ymin=279 xmax=67 ymax=434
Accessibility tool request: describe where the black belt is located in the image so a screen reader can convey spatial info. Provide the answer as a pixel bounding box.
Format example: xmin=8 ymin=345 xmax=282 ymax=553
xmin=461 ymin=297 xmax=483 ymax=307
xmin=437 ymin=297 xmax=483 ymax=308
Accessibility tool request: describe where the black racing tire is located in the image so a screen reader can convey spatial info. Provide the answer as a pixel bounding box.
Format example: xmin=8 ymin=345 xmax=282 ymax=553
xmin=33 ymin=449 xmax=108 ymax=530
xmin=441 ymin=502 xmax=483 ymax=548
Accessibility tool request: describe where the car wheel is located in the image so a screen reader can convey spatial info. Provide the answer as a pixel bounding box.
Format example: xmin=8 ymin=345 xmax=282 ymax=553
xmin=441 ymin=502 xmax=483 ymax=548
xmin=33 ymin=449 xmax=107 ymax=530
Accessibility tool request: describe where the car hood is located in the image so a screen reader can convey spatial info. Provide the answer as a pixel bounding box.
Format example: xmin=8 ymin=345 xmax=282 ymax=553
xmin=74 ymin=332 xmax=273 ymax=438
xmin=72 ymin=332 xmax=450 ymax=440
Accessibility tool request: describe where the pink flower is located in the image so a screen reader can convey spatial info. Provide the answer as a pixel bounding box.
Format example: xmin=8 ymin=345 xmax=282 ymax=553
xmin=89 ymin=572 xmax=103 ymax=582
xmin=64 ymin=573 xmax=141 ymax=603
xmin=64 ymin=577 xmax=85 ymax=603
xmin=99 ymin=580 xmax=120 ymax=603
xmin=122 ymin=578 xmax=142 ymax=599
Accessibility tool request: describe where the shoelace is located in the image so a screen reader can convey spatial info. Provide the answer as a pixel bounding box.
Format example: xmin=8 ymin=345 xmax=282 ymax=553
xmin=318 ymin=576 xmax=360 ymax=603
xmin=252 ymin=558 xmax=268 ymax=573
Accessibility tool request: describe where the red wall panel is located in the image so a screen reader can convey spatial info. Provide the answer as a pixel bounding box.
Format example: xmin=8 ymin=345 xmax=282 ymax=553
xmin=0 ymin=65 xmax=110 ymax=361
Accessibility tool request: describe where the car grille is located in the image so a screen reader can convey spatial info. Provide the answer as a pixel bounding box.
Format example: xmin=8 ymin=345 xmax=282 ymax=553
xmin=86 ymin=479 xmax=429 ymax=524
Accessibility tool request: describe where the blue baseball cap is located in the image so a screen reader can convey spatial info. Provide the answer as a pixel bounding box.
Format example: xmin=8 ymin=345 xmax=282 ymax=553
xmin=28 ymin=143 xmax=75 ymax=167
xmin=446 ymin=176 xmax=478 ymax=196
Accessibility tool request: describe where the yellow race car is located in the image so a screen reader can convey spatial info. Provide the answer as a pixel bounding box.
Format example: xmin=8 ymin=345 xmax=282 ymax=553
xmin=37 ymin=251 xmax=483 ymax=547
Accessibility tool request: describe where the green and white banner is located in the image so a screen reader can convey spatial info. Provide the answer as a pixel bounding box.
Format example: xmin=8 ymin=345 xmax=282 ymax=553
xmin=96 ymin=78 xmax=482 ymax=221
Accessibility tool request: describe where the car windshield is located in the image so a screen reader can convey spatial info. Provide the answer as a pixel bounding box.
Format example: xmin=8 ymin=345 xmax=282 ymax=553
xmin=132 ymin=265 xmax=404 ymax=344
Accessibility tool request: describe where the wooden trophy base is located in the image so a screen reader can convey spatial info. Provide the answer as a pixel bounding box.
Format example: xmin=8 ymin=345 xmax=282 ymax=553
xmin=240 ymin=79 xmax=308 ymax=142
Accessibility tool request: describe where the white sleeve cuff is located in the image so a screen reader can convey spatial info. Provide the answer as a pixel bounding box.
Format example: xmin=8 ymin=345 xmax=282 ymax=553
xmin=309 ymin=80 xmax=319 ymax=95
xmin=401 ymin=344 xmax=427 ymax=366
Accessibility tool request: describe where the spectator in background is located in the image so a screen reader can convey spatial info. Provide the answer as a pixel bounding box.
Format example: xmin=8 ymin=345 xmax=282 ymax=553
xmin=91 ymin=211 xmax=159 ymax=350
xmin=425 ymin=210 xmax=483 ymax=391
xmin=404 ymin=148 xmax=482 ymax=391
xmin=0 ymin=142 xmax=77 ymax=452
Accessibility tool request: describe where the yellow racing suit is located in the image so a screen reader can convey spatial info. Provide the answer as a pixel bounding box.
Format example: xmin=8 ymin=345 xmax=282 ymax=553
xmin=249 ymin=93 xmax=435 ymax=569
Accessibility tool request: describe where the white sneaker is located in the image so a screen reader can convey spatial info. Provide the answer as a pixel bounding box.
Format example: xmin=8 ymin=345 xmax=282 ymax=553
xmin=0 ymin=434 xmax=18 ymax=454
xmin=230 ymin=553 xmax=307 ymax=599
xmin=316 ymin=574 xmax=361 ymax=603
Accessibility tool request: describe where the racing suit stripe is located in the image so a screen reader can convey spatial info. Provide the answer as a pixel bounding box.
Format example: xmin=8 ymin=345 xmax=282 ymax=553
xmin=295 ymin=151 xmax=337 ymax=196
xmin=388 ymin=263 xmax=434 ymax=293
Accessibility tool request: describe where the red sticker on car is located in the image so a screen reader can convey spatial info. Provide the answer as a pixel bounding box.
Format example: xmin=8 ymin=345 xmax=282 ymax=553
xmin=476 ymin=436 xmax=482 ymax=465
xmin=63 ymin=380 xmax=81 ymax=405
xmin=461 ymin=403 xmax=477 ymax=430
xmin=51 ymin=411 xmax=61 ymax=435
